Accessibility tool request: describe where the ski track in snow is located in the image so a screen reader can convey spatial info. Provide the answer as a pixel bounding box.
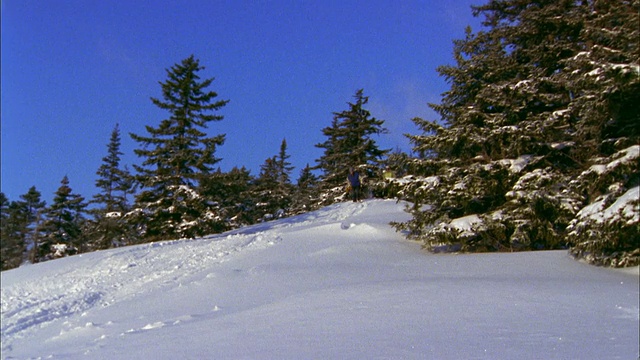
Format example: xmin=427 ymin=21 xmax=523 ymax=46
xmin=0 ymin=201 xmax=370 ymax=351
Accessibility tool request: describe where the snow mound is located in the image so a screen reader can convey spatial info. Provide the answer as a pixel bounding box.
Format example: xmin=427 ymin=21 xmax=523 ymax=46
xmin=1 ymin=200 xmax=638 ymax=359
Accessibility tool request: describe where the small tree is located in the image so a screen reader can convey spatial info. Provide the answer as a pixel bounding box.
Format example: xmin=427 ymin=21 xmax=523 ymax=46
xmin=38 ymin=176 xmax=87 ymax=261
xmin=0 ymin=193 xmax=24 ymax=270
xmin=19 ymin=187 xmax=47 ymax=262
xmin=290 ymin=164 xmax=320 ymax=214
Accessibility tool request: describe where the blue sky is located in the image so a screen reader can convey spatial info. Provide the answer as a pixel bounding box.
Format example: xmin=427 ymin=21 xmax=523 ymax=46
xmin=1 ymin=0 xmax=482 ymax=204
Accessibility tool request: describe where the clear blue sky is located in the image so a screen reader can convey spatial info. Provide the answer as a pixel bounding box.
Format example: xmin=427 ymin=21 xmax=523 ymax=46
xmin=1 ymin=0 xmax=482 ymax=204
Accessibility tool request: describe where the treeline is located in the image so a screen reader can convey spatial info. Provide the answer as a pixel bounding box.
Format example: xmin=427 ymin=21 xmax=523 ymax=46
xmin=3 ymin=0 xmax=638 ymax=271
xmin=1 ymin=60 xmax=393 ymax=270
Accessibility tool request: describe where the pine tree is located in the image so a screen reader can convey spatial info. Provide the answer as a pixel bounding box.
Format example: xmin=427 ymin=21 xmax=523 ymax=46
xmin=290 ymin=164 xmax=320 ymax=214
xmin=19 ymin=187 xmax=46 ymax=261
xmin=560 ymin=0 xmax=640 ymax=266
xmin=246 ymin=139 xmax=297 ymax=221
xmin=129 ymin=55 xmax=228 ymax=240
xmin=373 ymin=149 xmax=411 ymax=199
xmin=199 ymin=167 xmax=256 ymax=229
xmin=254 ymin=157 xmax=282 ymax=220
xmin=93 ymin=123 xmax=131 ymax=213
xmin=276 ymin=139 xmax=295 ymax=185
xmin=0 ymin=193 xmax=22 ymax=270
xmin=1 ymin=188 xmax=47 ymax=270
xmin=315 ymin=89 xmax=389 ymax=203
xmin=90 ymin=124 xmax=134 ymax=249
xmin=398 ymin=0 xmax=639 ymax=263
xmin=38 ymin=176 xmax=87 ymax=261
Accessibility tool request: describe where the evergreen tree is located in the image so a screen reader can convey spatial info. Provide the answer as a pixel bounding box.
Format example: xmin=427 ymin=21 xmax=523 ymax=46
xmin=0 ymin=193 xmax=22 ymax=270
xmin=90 ymin=124 xmax=134 ymax=250
xmin=561 ymin=0 xmax=640 ymax=266
xmin=254 ymin=156 xmax=282 ymax=220
xmin=0 ymin=193 xmax=9 ymax=239
xmin=199 ymin=167 xmax=256 ymax=230
xmin=290 ymin=164 xmax=320 ymax=214
xmin=1 ymin=188 xmax=47 ymax=270
xmin=373 ymin=149 xmax=411 ymax=199
xmin=243 ymin=139 xmax=297 ymax=221
xmin=129 ymin=55 xmax=228 ymax=240
xmin=276 ymin=139 xmax=295 ymax=185
xmin=315 ymin=89 xmax=389 ymax=203
xmin=93 ymin=123 xmax=131 ymax=213
xmin=19 ymin=186 xmax=47 ymax=262
xmin=20 ymin=186 xmax=47 ymax=226
xmin=397 ymin=0 xmax=639 ymax=265
xmin=38 ymin=176 xmax=87 ymax=261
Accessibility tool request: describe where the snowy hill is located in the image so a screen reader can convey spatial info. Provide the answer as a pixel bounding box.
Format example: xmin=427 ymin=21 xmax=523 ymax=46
xmin=1 ymin=200 xmax=638 ymax=359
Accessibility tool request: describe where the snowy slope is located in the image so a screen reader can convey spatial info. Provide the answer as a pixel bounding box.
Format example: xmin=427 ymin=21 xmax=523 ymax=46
xmin=1 ymin=200 xmax=638 ymax=359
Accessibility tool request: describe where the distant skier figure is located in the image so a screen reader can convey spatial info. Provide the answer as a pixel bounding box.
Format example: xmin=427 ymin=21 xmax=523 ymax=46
xmin=347 ymin=167 xmax=361 ymax=202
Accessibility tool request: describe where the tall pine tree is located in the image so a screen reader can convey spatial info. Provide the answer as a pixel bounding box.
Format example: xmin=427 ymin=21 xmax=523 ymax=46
xmin=315 ymin=89 xmax=389 ymax=203
xmin=90 ymin=124 xmax=134 ymax=249
xmin=129 ymin=55 xmax=228 ymax=240
xmin=398 ymin=0 xmax=639 ymax=265
xmin=276 ymin=139 xmax=295 ymax=186
xmin=93 ymin=124 xmax=131 ymax=213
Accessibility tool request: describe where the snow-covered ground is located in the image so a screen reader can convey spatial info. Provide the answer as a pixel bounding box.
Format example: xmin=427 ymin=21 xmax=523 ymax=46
xmin=1 ymin=200 xmax=638 ymax=359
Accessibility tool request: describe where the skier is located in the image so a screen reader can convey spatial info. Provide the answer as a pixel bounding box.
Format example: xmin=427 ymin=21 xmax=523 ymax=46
xmin=347 ymin=167 xmax=361 ymax=202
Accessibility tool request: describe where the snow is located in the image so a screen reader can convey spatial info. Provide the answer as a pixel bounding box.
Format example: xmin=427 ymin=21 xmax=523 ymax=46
xmin=497 ymin=155 xmax=536 ymax=173
xmin=2 ymin=200 xmax=638 ymax=359
xmin=576 ymin=186 xmax=640 ymax=225
xmin=589 ymin=145 xmax=639 ymax=175
xmin=445 ymin=214 xmax=483 ymax=238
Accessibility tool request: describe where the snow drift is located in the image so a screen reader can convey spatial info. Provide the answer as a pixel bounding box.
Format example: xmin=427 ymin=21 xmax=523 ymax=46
xmin=1 ymin=200 xmax=638 ymax=359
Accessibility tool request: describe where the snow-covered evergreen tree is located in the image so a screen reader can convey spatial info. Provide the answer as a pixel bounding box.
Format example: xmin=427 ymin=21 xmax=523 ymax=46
xmin=253 ymin=140 xmax=295 ymax=220
xmin=199 ymin=167 xmax=256 ymax=230
xmin=1 ymin=187 xmax=48 ymax=269
xmin=371 ymin=149 xmax=412 ymax=199
xmin=566 ymin=146 xmax=639 ymax=267
xmin=93 ymin=124 xmax=131 ymax=213
xmin=89 ymin=123 xmax=135 ymax=249
xmin=290 ymin=164 xmax=321 ymax=215
xmin=129 ymin=55 xmax=228 ymax=240
xmin=37 ymin=176 xmax=87 ymax=261
xmin=0 ymin=192 xmax=23 ymax=270
xmin=315 ymin=89 xmax=389 ymax=204
xmin=396 ymin=0 xmax=639 ymax=266
xmin=276 ymin=139 xmax=295 ymax=186
xmin=17 ymin=187 xmax=47 ymax=263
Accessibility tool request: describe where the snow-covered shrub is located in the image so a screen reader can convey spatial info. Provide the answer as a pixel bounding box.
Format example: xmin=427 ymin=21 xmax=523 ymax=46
xmin=51 ymin=243 xmax=78 ymax=258
xmin=566 ymin=146 xmax=640 ymax=267
xmin=500 ymin=167 xmax=581 ymax=250
xmin=394 ymin=160 xmax=515 ymax=251
xmin=395 ymin=156 xmax=584 ymax=253
xmin=567 ymin=186 xmax=639 ymax=267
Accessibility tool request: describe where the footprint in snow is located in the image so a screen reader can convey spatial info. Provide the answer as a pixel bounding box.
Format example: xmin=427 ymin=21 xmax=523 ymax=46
xmin=341 ymin=222 xmax=356 ymax=230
